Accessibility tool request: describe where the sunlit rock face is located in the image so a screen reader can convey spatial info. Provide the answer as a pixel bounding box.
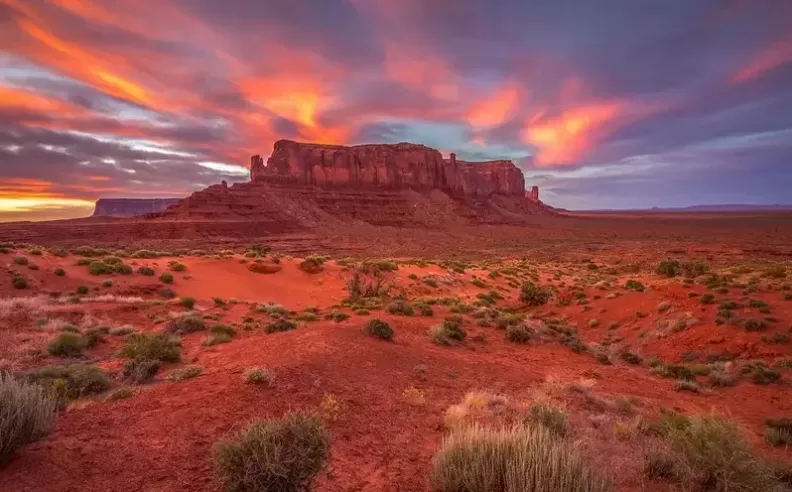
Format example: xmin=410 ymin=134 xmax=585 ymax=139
xmin=252 ymin=140 xmax=526 ymax=198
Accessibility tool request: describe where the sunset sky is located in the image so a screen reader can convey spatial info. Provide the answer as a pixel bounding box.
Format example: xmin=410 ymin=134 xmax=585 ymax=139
xmin=1 ymin=0 xmax=791 ymax=221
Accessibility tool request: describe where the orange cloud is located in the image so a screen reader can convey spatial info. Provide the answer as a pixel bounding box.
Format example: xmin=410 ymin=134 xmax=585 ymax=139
xmin=522 ymin=102 xmax=624 ymax=166
xmin=467 ymin=85 xmax=521 ymax=127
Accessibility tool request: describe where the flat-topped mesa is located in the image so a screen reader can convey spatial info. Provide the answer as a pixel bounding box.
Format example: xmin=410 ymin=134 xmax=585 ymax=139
xmin=251 ymin=140 xmax=525 ymax=198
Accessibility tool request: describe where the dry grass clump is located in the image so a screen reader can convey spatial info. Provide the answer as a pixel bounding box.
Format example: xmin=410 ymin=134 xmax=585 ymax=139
xmin=519 ymin=281 xmax=551 ymax=306
xmin=365 ymin=318 xmax=394 ymax=340
xmin=167 ymin=365 xmax=203 ymax=382
xmin=346 ymin=270 xmax=389 ymax=300
xmin=120 ymin=333 xmax=181 ymax=363
xmin=165 ymin=315 xmax=206 ymax=335
xmin=244 ymin=367 xmax=274 ymax=386
xmin=0 ymin=373 xmax=58 ymax=460
xmin=212 ymin=412 xmax=329 ymax=492
xmin=431 ymin=424 xmax=610 ymax=492
xmin=645 ymin=413 xmax=774 ymax=491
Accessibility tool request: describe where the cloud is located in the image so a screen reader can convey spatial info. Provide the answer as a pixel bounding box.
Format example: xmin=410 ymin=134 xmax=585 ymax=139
xmin=0 ymin=0 xmax=790 ymax=220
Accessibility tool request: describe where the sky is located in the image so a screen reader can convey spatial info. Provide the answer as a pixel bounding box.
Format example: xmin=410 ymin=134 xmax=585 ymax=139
xmin=1 ymin=0 xmax=791 ymax=221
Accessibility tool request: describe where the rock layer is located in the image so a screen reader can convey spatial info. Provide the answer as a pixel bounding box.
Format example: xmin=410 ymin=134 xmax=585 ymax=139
xmin=93 ymin=198 xmax=181 ymax=218
xmin=252 ymin=140 xmax=525 ymax=197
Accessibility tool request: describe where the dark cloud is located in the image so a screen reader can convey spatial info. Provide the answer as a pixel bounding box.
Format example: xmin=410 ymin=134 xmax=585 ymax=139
xmin=0 ymin=0 xmax=790 ymax=218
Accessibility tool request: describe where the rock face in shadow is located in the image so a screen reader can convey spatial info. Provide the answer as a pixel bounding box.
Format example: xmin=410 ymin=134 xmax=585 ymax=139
xmin=93 ymin=198 xmax=181 ymax=218
xmin=251 ymin=140 xmax=526 ymax=197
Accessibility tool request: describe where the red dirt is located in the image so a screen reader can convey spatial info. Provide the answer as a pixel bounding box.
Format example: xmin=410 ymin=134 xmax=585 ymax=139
xmin=1 ymin=214 xmax=791 ymax=491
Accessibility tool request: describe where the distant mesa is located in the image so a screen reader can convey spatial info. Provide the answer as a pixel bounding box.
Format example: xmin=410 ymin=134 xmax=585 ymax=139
xmin=154 ymin=140 xmax=552 ymax=226
xmin=93 ymin=198 xmax=181 ymax=218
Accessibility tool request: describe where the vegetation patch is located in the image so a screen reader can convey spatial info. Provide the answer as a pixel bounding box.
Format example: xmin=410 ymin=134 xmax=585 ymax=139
xmin=519 ymin=282 xmax=551 ymax=306
xmin=365 ymin=318 xmax=394 ymax=340
xmin=0 ymin=374 xmax=58 ymax=460
xmin=212 ymin=412 xmax=329 ymax=492
xmin=27 ymin=364 xmax=110 ymax=399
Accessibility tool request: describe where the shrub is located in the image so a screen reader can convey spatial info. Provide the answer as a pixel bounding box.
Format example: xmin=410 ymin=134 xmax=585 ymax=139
xmin=265 ymin=319 xmax=297 ymax=334
xmin=430 ymin=424 xmax=610 ymax=492
xmin=528 ymin=402 xmax=567 ymax=436
xmin=519 ymin=282 xmax=551 ymax=306
xmin=27 ymin=364 xmax=110 ymax=399
xmin=366 ymin=318 xmax=394 ymax=340
xmin=765 ymin=419 xmax=792 ymax=447
xmin=54 ymin=268 xmax=66 ymax=277
xmin=244 ymin=367 xmax=274 ymax=386
xmin=700 ymin=294 xmax=716 ymax=305
xmin=105 ymin=387 xmax=135 ymax=401
xmin=203 ymin=332 xmax=232 ymax=346
xmin=742 ymin=319 xmax=768 ymax=332
xmin=652 ymin=414 xmax=774 ymax=491
xmin=138 ymin=266 xmax=155 ymax=276
xmin=165 ymin=315 xmax=206 ymax=334
xmin=123 ymin=359 xmax=161 ymax=384
xmin=387 ymin=299 xmax=414 ymax=316
xmin=620 ymin=351 xmax=642 ymax=365
xmin=416 ymin=303 xmax=433 ymax=316
xmin=12 ymin=274 xmax=28 ymax=289
xmin=13 ymin=256 xmax=28 ymax=266
xmin=0 ymin=374 xmax=58 ymax=460
xmin=624 ymin=279 xmax=645 ymax=291
xmin=346 ymin=271 xmax=388 ymax=299
xmin=212 ymin=412 xmax=329 ymax=492
xmin=47 ymin=332 xmax=86 ymax=357
xmin=298 ymin=257 xmax=325 ymax=274
xmin=168 ymin=261 xmax=187 ymax=272
xmin=248 ymin=263 xmax=282 ymax=274
xmin=167 ymin=365 xmax=203 ymax=382
xmin=506 ymin=324 xmax=531 ymax=343
xmin=211 ymin=324 xmax=236 ymax=337
xmin=120 ymin=333 xmax=181 ymax=363
xmin=160 ymin=272 xmax=174 ymax=284
xmin=656 ymin=260 xmax=680 ymax=278
xmin=180 ymin=296 xmax=196 ymax=309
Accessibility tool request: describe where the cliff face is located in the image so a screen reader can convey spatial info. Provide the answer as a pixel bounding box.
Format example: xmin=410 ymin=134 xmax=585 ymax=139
xmin=93 ymin=198 xmax=181 ymax=218
xmin=252 ymin=140 xmax=525 ymax=197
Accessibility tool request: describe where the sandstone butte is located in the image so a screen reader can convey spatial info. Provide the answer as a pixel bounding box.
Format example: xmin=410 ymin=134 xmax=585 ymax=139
xmin=151 ymin=140 xmax=550 ymax=226
xmin=250 ymin=139 xmax=529 ymax=198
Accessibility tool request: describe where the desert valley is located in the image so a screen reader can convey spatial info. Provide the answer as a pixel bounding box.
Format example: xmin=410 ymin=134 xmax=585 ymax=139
xmin=1 ymin=140 xmax=791 ymax=492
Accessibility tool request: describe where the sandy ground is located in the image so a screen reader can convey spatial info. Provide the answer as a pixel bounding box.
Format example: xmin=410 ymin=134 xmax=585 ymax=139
xmin=0 ymin=234 xmax=791 ymax=491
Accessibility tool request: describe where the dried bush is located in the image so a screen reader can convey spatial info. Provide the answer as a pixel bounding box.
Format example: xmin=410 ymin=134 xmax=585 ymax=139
xmin=165 ymin=315 xmax=206 ymax=334
xmin=0 ymin=374 xmax=58 ymax=460
xmin=27 ymin=364 xmax=109 ymax=399
xmin=120 ymin=333 xmax=181 ymax=363
xmin=213 ymin=412 xmax=329 ymax=492
xmin=47 ymin=332 xmax=86 ymax=357
xmin=431 ymin=424 xmax=610 ymax=492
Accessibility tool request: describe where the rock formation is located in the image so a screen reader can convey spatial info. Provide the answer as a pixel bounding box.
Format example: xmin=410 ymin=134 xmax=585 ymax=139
xmin=155 ymin=140 xmax=551 ymax=226
xmin=93 ymin=198 xmax=181 ymax=218
xmin=252 ymin=140 xmax=526 ymax=198
xmin=527 ymin=186 xmax=539 ymax=202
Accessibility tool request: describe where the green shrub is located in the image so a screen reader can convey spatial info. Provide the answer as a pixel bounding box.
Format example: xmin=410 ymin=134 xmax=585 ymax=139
xmin=298 ymin=257 xmax=325 ymax=274
xmin=160 ymin=272 xmax=174 ymax=284
xmin=12 ymin=274 xmax=28 ymax=289
xmin=76 ymin=285 xmax=89 ymax=295
xmin=387 ymin=299 xmax=414 ymax=316
xmin=624 ymin=279 xmax=645 ymax=291
xmin=168 ymin=261 xmax=187 ymax=272
xmin=123 ymin=359 xmax=161 ymax=384
xmin=29 ymin=248 xmax=42 ymax=256
xmin=700 ymin=294 xmax=715 ymax=305
xmin=519 ymin=282 xmax=551 ymax=306
xmin=742 ymin=319 xmax=768 ymax=332
xmin=120 ymin=333 xmax=181 ymax=363
xmin=180 ymin=297 xmax=196 ymax=309
xmin=656 ymin=260 xmax=680 ymax=278
xmin=506 ymin=324 xmax=531 ymax=343
xmin=0 ymin=374 xmax=58 ymax=460
xmin=528 ymin=402 xmax=567 ymax=437
xmin=213 ymin=412 xmax=329 ymax=492
xmin=265 ymin=319 xmax=297 ymax=334
xmin=138 ymin=266 xmax=156 ymax=276
xmin=159 ymin=288 xmax=176 ymax=299
xmin=13 ymin=256 xmax=28 ymax=266
xmin=54 ymin=268 xmax=66 ymax=277
xmin=167 ymin=365 xmax=203 ymax=382
xmin=27 ymin=364 xmax=109 ymax=399
xmin=651 ymin=414 xmax=774 ymax=491
xmin=430 ymin=425 xmax=610 ymax=492
xmin=365 ymin=319 xmax=393 ymax=340
xmin=165 ymin=315 xmax=206 ymax=334
xmin=244 ymin=367 xmax=274 ymax=386
xmin=47 ymin=332 xmax=86 ymax=357
xmin=211 ymin=324 xmax=236 ymax=337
